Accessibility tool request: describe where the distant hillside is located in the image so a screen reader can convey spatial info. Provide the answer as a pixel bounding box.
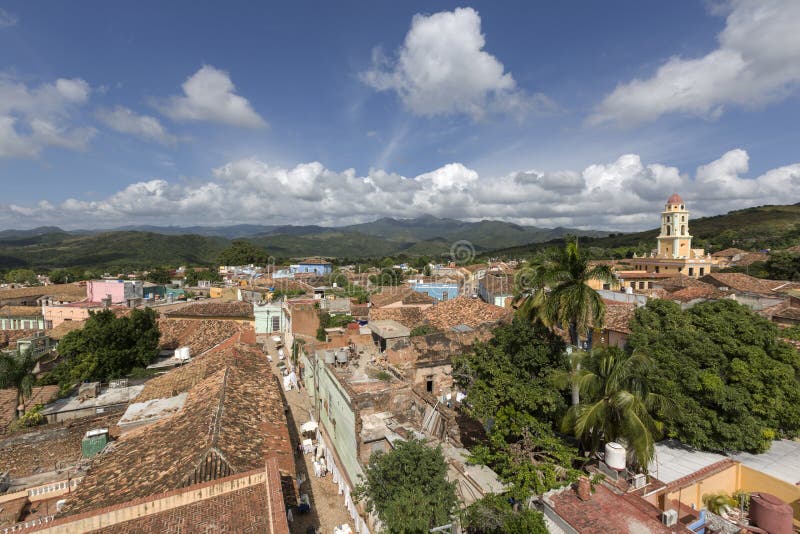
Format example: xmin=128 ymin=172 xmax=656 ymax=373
xmin=485 ymin=203 xmax=800 ymax=259
xmin=0 ymin=216 xmax=607 ymax=269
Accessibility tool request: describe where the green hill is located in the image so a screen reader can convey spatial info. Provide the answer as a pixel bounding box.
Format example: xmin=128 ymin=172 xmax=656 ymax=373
xmin=484 ymin=203 xmax=800 ymax=259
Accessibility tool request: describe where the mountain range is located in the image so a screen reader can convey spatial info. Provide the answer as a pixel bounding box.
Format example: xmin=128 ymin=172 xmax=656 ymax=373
xmin=0 ymin=216 xmax=606 ymax=269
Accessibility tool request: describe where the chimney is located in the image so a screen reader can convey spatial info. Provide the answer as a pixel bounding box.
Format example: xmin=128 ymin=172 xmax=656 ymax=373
xmin=577 ymin=476 xmax=592 ymax=501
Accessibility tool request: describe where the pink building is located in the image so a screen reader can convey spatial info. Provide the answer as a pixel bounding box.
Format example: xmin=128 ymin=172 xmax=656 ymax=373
xmin=87 ymin=280 xmax=143 ymax=304
xmin=44 ymin=301 xmax=103 ymax=328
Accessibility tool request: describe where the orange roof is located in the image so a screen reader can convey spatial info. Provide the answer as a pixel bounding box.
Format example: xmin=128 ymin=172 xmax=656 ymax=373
xmin=667 ymin=193 xmax=683 ymax=204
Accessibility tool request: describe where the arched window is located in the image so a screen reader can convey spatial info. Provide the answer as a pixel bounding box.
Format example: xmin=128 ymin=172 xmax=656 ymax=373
xmin=681 ymin=225 xmax=685 ymax=235
xmin=666 ymin=226 xmax=671 ymax=236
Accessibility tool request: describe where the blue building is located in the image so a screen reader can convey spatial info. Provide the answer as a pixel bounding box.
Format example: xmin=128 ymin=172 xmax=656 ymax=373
xmin=289 ymin=259 xmax=333 ymax=276
xmin=411 ymin=282 xmax=459 ymax=301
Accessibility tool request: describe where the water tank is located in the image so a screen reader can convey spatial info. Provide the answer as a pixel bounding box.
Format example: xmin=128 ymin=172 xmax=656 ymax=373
xmin=324 ymin=350 xmax=336 ymax=364
xmin=749 ymin=492 xmax=792 ymax=534
xmin=605 ymin=442 xmax=626 ymax=470
xmin=335 ymin=349 xmax=349 ymax=364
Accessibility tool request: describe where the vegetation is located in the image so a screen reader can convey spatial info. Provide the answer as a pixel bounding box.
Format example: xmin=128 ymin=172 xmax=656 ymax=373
xmin=628 ymin=299 xmax=800 ymax=452
xmin=453 ymin=317 xmax=581 ymax=498
xmin=0 ymin=349 xmax=37 ymax=421
xmin=45 ymin=308 xmax=160 ymax=386
xmin=316 ymin=312 xmax=354 ymax=341
xmin=184 ymin=268 xmax=222 ymax=286
xmin=145 ymin=268 xmax=172 ymax=284
xmin=216 ymin=239 xmax=271 ymax=266
xmin=462 ymin=494 xmax=548 ymax=534
xmin=410 ymin=324 xmax=439 ymax=337
xmin=561 ymin=349 xmax=669 ymax=470
xmin=354 ymin=439 xmax=457 ymax=534
xmin=765 ymin=250 xmax=800 ymax=280
xmin=781 ymin=324 xmax=800 ymax=341
xmin=4 ymin=268 xmax=38 ymax=285
xmin=370 ymin=267 xmax=405 ymax=286
xmin=270 ymin=288 xmax=306 ymax=301
xmin=48 ymin=267 xmax=102 ymax=284
xmin=8 ymin=403 xmax=46 ymax=431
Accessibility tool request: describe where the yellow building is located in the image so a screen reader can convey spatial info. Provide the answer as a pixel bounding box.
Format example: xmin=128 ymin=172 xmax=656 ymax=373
xmin=631 ymin=194 xmax=716 ymax=279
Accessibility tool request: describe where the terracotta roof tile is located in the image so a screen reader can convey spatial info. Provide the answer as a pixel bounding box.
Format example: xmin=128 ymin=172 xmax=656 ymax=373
xmin=664 ymin=286 xmax=729 ymax=303
xmin=711 ymin=247 xmax=748 ymax=258
xmin=59 ymin=342 xmax=292 ymax=516
xmin=602 ymin=302 xmax=636 ymax=334
xmin=46 ymin=320 xmax=85 ymax=340
xmin=369 ymin=306 xmax=426 ymax=328
xmin=166 ymin=301 xmax=254 ymax=319
xmin=0 ymin=385 xmax=59 ymax=434
xmin=158 ymin=318 xmax=243 ymax=355
xmin=423 ymin=297 xmax=511 ymax=330
xmin=0 ymin=283 xmax=86 ymax=302
xmin=700 ymin=273 xmax=800 ymax=296
xmin=0 ymin=306 xmax=42 ymax=317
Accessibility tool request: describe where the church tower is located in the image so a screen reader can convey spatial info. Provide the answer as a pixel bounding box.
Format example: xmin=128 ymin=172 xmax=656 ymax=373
xmin=656 ymin=193 xmax=692 ymax=259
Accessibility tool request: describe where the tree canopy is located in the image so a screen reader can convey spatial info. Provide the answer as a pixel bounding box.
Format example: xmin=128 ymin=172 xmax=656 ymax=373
xmin=49 ymin=308 xmax=160 ymax=385
xmin=5 ymin=268 xmax=38 ymax=285
xmin=462 ymin=494 xmax=548 ymax=534
xmin=453 ymin=317 xmax=581 ymax=498
xmin=628 ymin=299 xmax=800 ymax=452
xmin=184 ymin=268 xmax=221 ymax=286
xmin=765 ymin=251 xmax=800 ymax=281
xmin=216 ymin=240 xmax=271 ymax=266
xmin=0 ymin=349 xmax=37 ymax=421
xmin=355 ymin=439 xmax=457 ymax=534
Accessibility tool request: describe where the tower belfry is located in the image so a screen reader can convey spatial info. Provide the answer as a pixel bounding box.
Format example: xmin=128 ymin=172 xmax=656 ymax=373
xmin=656 ymin=193 xmax=692 ymax=259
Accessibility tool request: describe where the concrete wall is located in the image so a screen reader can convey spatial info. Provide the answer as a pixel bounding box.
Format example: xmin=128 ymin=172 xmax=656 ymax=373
xmin=740 ymin=465 xmax=800 ymax=523
xmin=87 ymin=281 xmax=126 ymax=303
xmin=316 ymin=364 xmax=363 ymax=488
xmin=254 ymin=303 xmax=287 ymax=334
xmin=290 ymin=303 xmax=319 ymax=337
xmin=665 ymin=463 xmax=739 ymax=511
xmin=44 ymin=305 xmax=93 ymax=328
xmin=411 ymin=283 xmax=459 ymax=301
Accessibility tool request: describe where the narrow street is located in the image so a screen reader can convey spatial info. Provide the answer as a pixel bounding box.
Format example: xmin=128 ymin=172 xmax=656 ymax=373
xmin=263 ymin=337 xmax=356 ymax=534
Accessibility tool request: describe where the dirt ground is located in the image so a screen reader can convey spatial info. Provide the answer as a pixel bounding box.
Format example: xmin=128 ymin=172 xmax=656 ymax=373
xmin=264 ymin=337 xmax=356 ymax=534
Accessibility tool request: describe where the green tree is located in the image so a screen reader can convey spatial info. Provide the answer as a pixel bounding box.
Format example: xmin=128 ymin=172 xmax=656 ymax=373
xmin=355 ymin=439 xmax=457 ymax=534
xmin=515 ymin=240 xmax=613 ymax=406
xmin=765 ymin=251 xmax=800 ymax=280
xmin=462 ymin=494 xmax=547 ymax=534
xmin=5 ymin=268 xmax=38 ymax=285
xmin=216 ymin=240 xmax=270 ymax=266
xmin=561 ymin=348 xmax=669 ymax=469
xmin=146 ymin=268 xmax=172 ymax=284
xmin=184 ymin=269 xmax=222 ymax=286
xmin=0 ymin=349 xmax=37 ymax=421
xmin=628 ymin=299 xmax=800 ymax=452
xmin=453 ymin=318 xmax=581 ymax=497
xmin=52 ymin=308 xmax=160 ymax=383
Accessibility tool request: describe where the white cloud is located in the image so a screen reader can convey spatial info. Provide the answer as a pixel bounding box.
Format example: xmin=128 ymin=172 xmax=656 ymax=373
xmin=158 ymin=65 xmax=266 ymax=128
xmin=361 ymin=7 xmax=553 ymax=119
xmin=96 ymin=106 xmax=178 ymax=145
xmin=6 ymin=149 xmax=800 ymax=231
xmin=592 ymin=0 xmax=800 ymax=125
xmin=0 ymin=8 xmax=18 ymax=28
xmin=0 ymin=75 xmax=94 ymax=158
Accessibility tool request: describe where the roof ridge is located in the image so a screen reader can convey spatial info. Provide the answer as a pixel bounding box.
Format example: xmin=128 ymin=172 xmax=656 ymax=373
xmin=208 ymin=365 xmax=230 ymax=449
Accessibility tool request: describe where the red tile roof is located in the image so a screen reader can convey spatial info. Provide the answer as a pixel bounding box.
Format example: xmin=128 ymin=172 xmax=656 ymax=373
xmin=0 ymin=385 xmax=59 ymax=434
xmin=700 ymin=273 xmax=800 ymax=296
xmin=0 ymin=306 xmax=42 ymax=317
xmin=665 ymin=286 xmax=729 ymax=303
xmin=602 ymin=302 xmax=636 ymax=334
xmin=423 ymin=296 xmax=511 ymax=330
xmin=547 ymin=483 xmax=676 ymax=534
xmin=158 ymin=318 xmax=243 ymax=355
xmin=59 ymin=342 xmax=292 ymax=516
xmin=166 ymin=300 xmax=254 ymax=319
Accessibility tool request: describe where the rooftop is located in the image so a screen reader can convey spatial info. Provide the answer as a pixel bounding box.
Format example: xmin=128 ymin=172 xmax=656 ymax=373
xmin=158 ymin=318 xmax=243 ymax=355
xmin=546 ymin=482 xmax=675 ymax=534
xmin=368 ymin=319 xmax=411 ymax=339
xmin=59 ymin=342 xmax=292 ymax=516
xmin=0 ymin=385 xmax=59 ymax=434
xmin=700 ymin=272 xmax=800 ymax=296
xmin=423 ymin=296 xmax=510 ymax=331
xmin=650 ymin=439 xmax=800 ymax=486
xmin=165 ymin=300 xmax=254 ymax=319
xmin=0 ymin=305 xmax=42 ymax=317
xmin=602 ymin=302 xmax=636 ymax=334
xmin=0 ymin=283 xmax=86 ymax=302
xmin=369 ymin=306 xmax=426 ymax=329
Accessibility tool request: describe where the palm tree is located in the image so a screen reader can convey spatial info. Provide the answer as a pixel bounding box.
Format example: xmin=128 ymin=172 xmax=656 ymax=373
xmin=0 ymin=349 xmax=38 ymax=421
xmin=562 ymin=349 xmax=669 ymax=470
xmin=515 ymin=239 xmax=614 ymax=405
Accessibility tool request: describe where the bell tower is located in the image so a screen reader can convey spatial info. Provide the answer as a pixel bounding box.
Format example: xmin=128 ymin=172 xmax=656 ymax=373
xmin=657 ymin=194 xmax=692 ymax=259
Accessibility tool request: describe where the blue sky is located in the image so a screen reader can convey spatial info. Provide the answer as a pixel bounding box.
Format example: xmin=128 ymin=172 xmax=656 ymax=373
xmin=0 ymin=0 xmax=799 ymax=230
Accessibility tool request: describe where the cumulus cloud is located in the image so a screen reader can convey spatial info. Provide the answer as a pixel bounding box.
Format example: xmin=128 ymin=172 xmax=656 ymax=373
xmin=0 ymin=8 xmax=18 ymax=28
xmin=158 ymin=65 xmax=266 ymax=128
xmin=0 ymin=75 xmax=94 ymax=158
xmin=591 ymin=0 xmax=800 ymax=125
xmin=361 ymin=7 xmax=554 ymax=119
xmin=5 ymin=149 xmax=800 ymax=231
xmin=96 ymin=106 xmax=178 ymax=145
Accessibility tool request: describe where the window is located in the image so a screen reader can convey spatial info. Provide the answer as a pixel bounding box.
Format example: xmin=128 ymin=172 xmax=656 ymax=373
xmin=441 ymin=292 xmax=448 ymax=301
xmin=666 ymin=226 xmax=671 ymax=236
xmin=655 ymin=266 xmax=659 ymax=273
xmin=681 ymin=216 xmax=685 ymax=222
xmin=681 ymin=205 xmax=684 ymax=209
xmin=602 ymin=283 xmax=610 ymax=290
xmin=271 ymin=315 xmax=280 ymax=332
xmin=639 ymin=281 xmax=645 ymax=289
xmin=699 ymin=268 xmax=705 ymax=276
xmin=426 ymin=376 xmax=434 ymax=393
xmin=681 ymin=225 xmax=685 ymax=235
xmin=630 ymin=282 xmax=635 ymax=288
xmin=648 ymin=282 xmax=653 ymax=289
xmin=666 ymin=216 xmax=671 ymax=223
xmin=688 ymin=268 xmax=694 ymax=276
